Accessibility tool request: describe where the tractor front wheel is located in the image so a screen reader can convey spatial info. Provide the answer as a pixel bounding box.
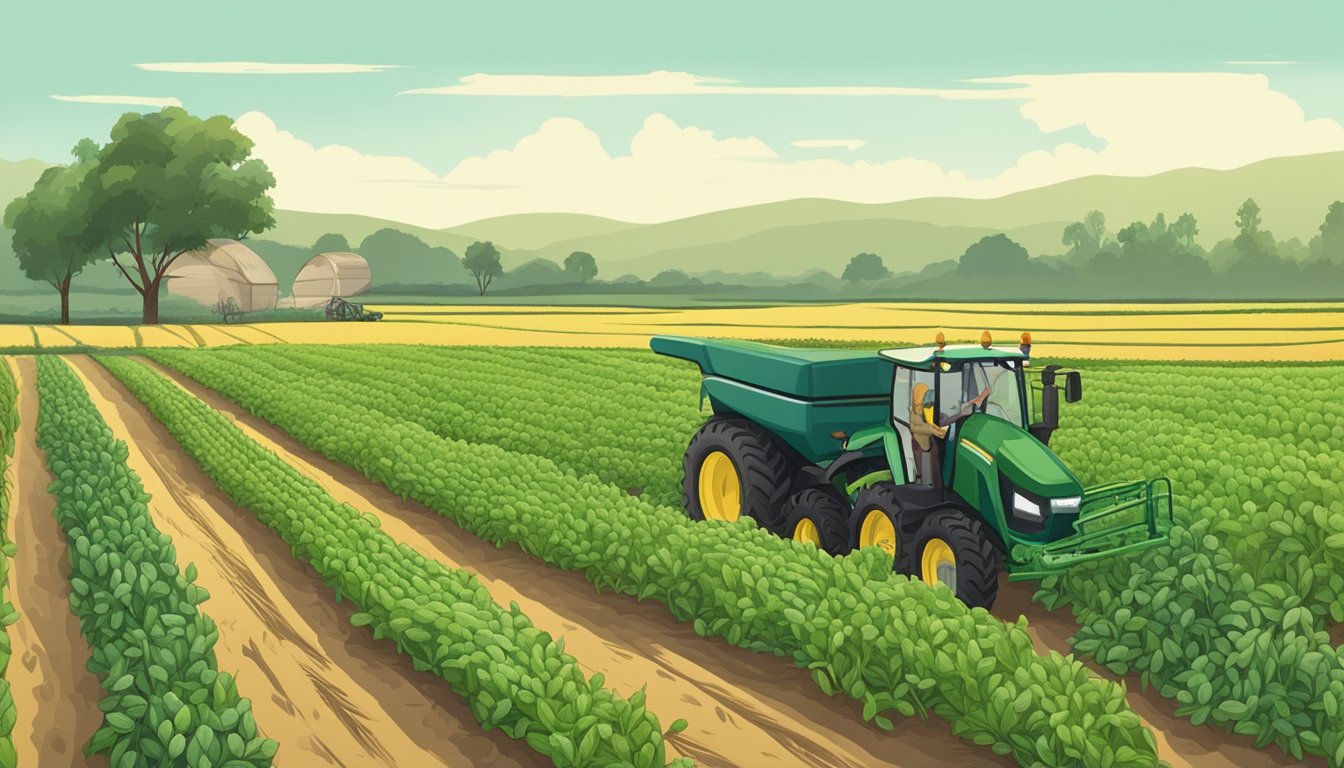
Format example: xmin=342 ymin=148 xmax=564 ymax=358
xmin=907 ymin=509 xmax=1000 ymax=609
xmin=682 ymin=417 xmax=794 ymax=534
xmin=782 ymin=488 xmax=850 ymax=555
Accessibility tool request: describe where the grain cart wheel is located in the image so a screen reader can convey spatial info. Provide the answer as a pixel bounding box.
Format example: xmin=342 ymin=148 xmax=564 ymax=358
xmin=682 ymin=417 xmax=794 ymax=533
xmin=908 ymin=509 xmax=1000 ymax=609
xmin=850 ymin=483 xmax=911 ymax=573
xmin=782 ymin=488 xmax=850 ymax=555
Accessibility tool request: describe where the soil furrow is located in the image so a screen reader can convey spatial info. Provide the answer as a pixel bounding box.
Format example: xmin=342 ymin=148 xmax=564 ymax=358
xmin=3 ymin=356 xmax=106 ymax=767
xmin=68 ymin=355 xmax=542 ymax=768
xmin=140 ymin=355 xmax=1010 ymax=768
xmin=993 ymin=579 xmax=1326 ymax=768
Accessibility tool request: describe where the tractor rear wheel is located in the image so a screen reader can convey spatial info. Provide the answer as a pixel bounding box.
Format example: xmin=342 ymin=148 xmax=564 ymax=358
xmin=682 ymin=417 xmax=795 ymax=534
xmin=907 ymin=509 xmax=1000 ymax=609
xmin=850 ymin=483 xmax=911 ymax=573
xmin=782 ymin=488 xmax=850 ymax=555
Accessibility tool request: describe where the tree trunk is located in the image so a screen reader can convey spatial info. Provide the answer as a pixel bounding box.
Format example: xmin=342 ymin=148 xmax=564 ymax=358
xmin=142 ymin=278 xmax=161 ymax=324
xmin=59 ymin=284 xmax=70 ymax=325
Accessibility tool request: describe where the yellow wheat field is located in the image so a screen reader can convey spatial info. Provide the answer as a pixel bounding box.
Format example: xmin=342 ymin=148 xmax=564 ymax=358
xmin=3 ymin=301 xmax=1343 ymax=361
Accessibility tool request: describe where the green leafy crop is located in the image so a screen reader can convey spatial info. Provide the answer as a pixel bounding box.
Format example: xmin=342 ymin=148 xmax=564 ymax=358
xmin=147 ymin=346 xmax=1162 ymax=768
xmin=99 ymin=355 xmax=684 ymax=768
xmin=32 ymin=356 xmax=275 ymax=768
xmin=0 ymin=361 xmax=20 ymax=768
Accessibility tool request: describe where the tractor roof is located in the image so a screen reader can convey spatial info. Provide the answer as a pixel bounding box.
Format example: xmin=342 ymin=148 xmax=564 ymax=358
xmin=879 ymin=344 xmax=1026 ymax=367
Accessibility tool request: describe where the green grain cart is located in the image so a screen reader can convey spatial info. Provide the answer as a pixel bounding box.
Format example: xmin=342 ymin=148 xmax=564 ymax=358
xmin=652 ymin=333 xmax=1172 ymax=608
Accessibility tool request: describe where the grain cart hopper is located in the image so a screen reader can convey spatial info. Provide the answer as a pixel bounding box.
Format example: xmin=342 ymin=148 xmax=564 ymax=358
xmin=652 ymin=333 xmax=1172 ymax=608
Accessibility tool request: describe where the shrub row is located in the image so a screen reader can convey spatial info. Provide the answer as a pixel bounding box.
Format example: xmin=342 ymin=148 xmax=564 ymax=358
xmin=148 ymin=348 xmax=1161 ymax=768
xmin=190 ymin=345 xmax=701 ymax=508
xmin=0 ymin=361 xmax=19 ymax=768
xmin=32 ymin=356 xmax=275 ymax=768
xmin=99 ymin=356 xmax=683 ymax=768
xmin=1039 ymin=363 xmax=1344 ymax=765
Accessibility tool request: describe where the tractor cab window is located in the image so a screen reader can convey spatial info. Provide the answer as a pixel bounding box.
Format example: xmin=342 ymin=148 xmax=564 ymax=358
xmin=939 ymin=360 xmax=1025 ymax=428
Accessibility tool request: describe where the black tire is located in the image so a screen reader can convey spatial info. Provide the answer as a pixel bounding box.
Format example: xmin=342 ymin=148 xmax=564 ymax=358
xmin=906 ymin=509 xmax=1000 ymax=609
xmin=782 ymin=488 xmax=851 ymax=555
xmin=849 ymin=483 xmax=911 ymax=573
xmin=681 ymin=416 xmax=795 ymax=534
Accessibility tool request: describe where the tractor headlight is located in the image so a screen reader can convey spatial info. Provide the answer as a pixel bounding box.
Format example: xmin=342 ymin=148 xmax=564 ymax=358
xmin=1012 ymin=492 xmax=1044 ymax=520
xmin=1050 ymin=496 xmax=1082 ymax=513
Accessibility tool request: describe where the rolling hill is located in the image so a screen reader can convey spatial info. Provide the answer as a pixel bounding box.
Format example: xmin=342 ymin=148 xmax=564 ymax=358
xmin=2 ymin=151 xmax=1341 ymax=288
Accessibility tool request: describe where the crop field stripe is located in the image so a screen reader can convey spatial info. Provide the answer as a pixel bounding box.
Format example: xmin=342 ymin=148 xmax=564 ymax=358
xmin=97 ymin=355 xmax=682 ymax=768
xmin=32 ymin=356 xmax=277 ymax=767
xmin=0 ymin=361 xmax=18 ymax=768
xmin=147 ymin=347 xmax=1163 ymax=768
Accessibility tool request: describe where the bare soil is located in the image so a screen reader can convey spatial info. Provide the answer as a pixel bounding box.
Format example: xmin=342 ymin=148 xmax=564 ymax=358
xmin=142 ymin=356 xmax=1009 ymax=768
xmin=994 ymin=579 xmax=1326 ymax=768
xmin=69 ymin=356 xmax=543 ymax=768
xmin=3 ymin=357 xmax=106 ymax=767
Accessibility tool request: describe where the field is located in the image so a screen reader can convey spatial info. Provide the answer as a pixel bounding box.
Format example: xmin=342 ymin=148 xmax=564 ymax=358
xmin=0 ymin=323 xmax=1337 ymax=767
xmin=0 ymin=301 xmax=1343 ymax=361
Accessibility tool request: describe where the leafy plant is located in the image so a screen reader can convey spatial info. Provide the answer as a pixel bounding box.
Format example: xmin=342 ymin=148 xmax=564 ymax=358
xmin=0 ymin=362 xmax=20 ymax=768
xmin=32 ymin=356 xmax=275 ymax=767
xmin=99 ymin=356 xmax=685 ymax=768
xmin=147 ymin=346 xmax=1162 ymax=768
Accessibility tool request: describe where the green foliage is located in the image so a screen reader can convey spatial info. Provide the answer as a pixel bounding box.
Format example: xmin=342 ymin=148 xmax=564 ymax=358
xmin=841 ymin=253 xmax=890 ymax=282
xmin=0 ymin=361 xmax=19 ymax=768
xmin=1037 ymin=363 xmax=1344 ymax=765
xmin=149 ymin=346 xmax=1163 ymax=768
xmin=1309 ymin=201 xmax=1344 ymax=264
xmin=464 ymin=240 xmax=504 ymax=295
xmin=957 ymin=234 xmax=1031 ymax=277
xmin=80 ymin=107 xmax=277 ymax=323
xmin=564 ymin=251 xmax=598 ymax=283
xmin=32 ymin=357 xmax=274 ymax=767
xmin=98 ymin=356 xmax=682 ymax=768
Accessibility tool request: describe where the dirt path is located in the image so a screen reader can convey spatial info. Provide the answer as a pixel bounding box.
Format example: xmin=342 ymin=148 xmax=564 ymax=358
xmin=67 ymin=356 xmax=542 ymax=768
xmin=140 ymin=356 xmax=1008 ymax=768
xmin=994 ymin=580 xmax=1326 ymax=768
xmin=3 ymin=357 xmax=106 ymax=767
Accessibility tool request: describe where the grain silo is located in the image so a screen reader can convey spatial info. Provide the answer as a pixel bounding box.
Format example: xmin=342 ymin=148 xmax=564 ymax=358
xmin=165 ymin=239 xmax=278 ymax=313
xmin=291 ymin=251 xmax=372 ymax=307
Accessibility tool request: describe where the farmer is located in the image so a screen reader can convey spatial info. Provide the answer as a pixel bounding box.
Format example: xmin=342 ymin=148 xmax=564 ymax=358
xmin=910 ymin=382 xmax=947 ymax=485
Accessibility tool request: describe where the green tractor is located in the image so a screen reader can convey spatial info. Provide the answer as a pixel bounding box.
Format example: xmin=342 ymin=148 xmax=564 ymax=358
xmin=652 ymin=333 xmax=1172 ymax=609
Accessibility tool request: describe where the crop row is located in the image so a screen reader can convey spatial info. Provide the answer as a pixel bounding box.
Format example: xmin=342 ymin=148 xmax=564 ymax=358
xmin=183 ymin=345 xmax=700 ymax=507
xmin=1039 ymin=363 xmax=1344 ymax=765
xmin=147 ymin=347 xmax=1162 ymax=768
xmin=32 ymin=357 xmax=275 ymax=768
xmin=0 ymin=362 xmax=18 ymax=768
xmin=98 ymin=356 xmax=682 ymax=768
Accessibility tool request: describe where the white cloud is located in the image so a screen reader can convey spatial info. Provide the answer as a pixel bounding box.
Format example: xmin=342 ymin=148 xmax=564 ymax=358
xmin=401 ymin=70 xmax=1022 ymax=98
xmin=238 ymin=72 xmax=1344 ymax=228
xmin=136 ymin=62 xmax=398 ymax=74
xmin=51 ymin=94 xmax=182 ymax=108
xmin=791 ymin=139 xmax=868 ymax=151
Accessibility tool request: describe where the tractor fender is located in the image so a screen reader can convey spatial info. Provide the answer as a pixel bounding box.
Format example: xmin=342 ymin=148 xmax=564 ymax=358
xmin=823 ymin=450 xmax=870 ymax=485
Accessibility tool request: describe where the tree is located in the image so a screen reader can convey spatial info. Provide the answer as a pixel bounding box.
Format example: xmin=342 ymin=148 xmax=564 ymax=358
xmin=312 ymin=232 xmax=350 ymax=253
xmin=957 ymin=234 xmax=1031 ymax=276
xmin=1170 ymin=213 xmax=1199 ymax=250
xmin=1083 ymin=210 xmax=1107 ymax=247
xmin=563 ymin=251 xmax=598 ymax=283
xmin=3 ymin=146 xmax=102 ymax=324
xmin=841 ymin=253 xmax=890 ymax=282
xmin=1235 ymin=198 xmax=1262 ymax=236
xmin=464 ymin=240 xmax=503 ymax=295
xmin=81 ymin=107 xmax=276 ymax=324
xmin=1309 ymin=201 xmax=1344 ymax=264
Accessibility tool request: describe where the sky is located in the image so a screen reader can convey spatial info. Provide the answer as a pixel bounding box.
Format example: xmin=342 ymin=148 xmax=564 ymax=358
xmin=4 ymin=1 xmax=1342 ymax=227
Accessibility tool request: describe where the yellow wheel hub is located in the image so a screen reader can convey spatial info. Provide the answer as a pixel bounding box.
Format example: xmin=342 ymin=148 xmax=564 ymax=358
xmin=921 ymin=538 xmax=957 ymax=591
xmin=697 ymin=451 xmax=741 ymax=522
xmin=792 ymin=517 xmax=820 ymax=546
xmin=858 ymin=509 xmax=897 ymax=556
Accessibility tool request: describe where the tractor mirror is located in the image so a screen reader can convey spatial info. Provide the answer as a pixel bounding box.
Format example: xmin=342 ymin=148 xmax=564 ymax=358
xmin=1064 ymin=371 xmax=1083 ymax=403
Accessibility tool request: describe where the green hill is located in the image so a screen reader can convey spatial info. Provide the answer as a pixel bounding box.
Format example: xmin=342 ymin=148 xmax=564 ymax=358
xmin=443 ymin=212 xmax=638 ymax=251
